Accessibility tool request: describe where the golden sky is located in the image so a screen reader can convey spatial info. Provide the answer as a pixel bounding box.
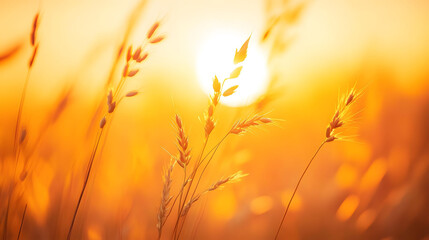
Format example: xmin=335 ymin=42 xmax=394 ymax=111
xmin=1 ymin=0 xmax=429 ymax=100
xmin=1 ymin=0 xmax=429 ymax=239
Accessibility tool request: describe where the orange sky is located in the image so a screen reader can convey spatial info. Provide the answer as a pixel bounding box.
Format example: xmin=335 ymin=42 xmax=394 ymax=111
xmin=1 ymin=1 xmax=429 ymax=239
xmin=1 ymin=0 xmax=429 ymax=98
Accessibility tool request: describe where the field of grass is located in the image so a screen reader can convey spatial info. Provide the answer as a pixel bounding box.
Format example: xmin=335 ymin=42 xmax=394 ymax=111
xmin=1 ymin=0 xmax=429 ymax=239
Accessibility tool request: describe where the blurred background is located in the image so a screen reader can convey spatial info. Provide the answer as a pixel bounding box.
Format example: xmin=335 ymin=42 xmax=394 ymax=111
xmin=1 ymin=0 xmax=429 ymax=239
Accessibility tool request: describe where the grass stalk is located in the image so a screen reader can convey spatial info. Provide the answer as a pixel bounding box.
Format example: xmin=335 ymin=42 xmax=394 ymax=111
xmin=17 ymin=204 xmax=27 ymax=240
xmin=274 ymin=140 xmax=326 ymax=240
xmin=175 ymin=133 xmax=229 ymax=239
xmin=67 ymin=130 xmax=103 ymax=240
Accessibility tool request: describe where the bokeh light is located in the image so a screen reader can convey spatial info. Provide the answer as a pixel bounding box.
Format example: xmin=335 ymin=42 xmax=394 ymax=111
xmin=1 ymin=0 xmax=429 ymax=239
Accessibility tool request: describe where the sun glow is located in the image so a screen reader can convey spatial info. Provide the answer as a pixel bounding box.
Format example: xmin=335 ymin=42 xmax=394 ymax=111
xmin=196 ymin=31 xmax=269 ymax=107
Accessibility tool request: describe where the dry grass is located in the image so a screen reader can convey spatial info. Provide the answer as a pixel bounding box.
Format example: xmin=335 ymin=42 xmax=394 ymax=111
xmin=3 ymin=12 xmax=40 ymax=240
xmin=274 ymin=86 xmax=362 ymax=239
xmin=1 ymin=1 xmax=427 ymax=239
xmin=13 ymin=12 xmax=40 ymax=157
xmin=3 ymin=15 xmax=76 ymax=238
xmin=0 ymin=4 xmax=374 ymax=240
xmin=230 ymin=115 xmax=272 ymax=135
xmin=86 ymin=0 xmax=149 ymax=137
xmin=325 ymin=86 xmax=362 ymax=142
xmin=157 ymin=159 xmax=174 ymax=239
xmin=156 ymin=35 xmax=272 ymax=240
xmin=67 ymin=22 xmax=165 ymax=240
xmin=181 ymin=171 xmax=247 ymax=217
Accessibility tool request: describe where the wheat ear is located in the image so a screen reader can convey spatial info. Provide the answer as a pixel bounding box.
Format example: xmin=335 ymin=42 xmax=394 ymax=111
xmin=157 ymin=159 xmax=175 ymax=240
xmin=181 ymin=171 xmax=247 ymax=217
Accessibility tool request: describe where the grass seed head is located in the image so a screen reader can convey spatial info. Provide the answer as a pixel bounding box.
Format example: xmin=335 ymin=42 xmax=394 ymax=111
xmin=108 ymin=101 xmax=116 ymax=113
xmin=99 ymin=117 xmax=106 ymax=128
xmin=125 ymin=91 xmax=139 ymax=97
xmin=147 ymin=21 xmax=160 ymax=39
xmin=127 ymin=69 xmax=139 ymax=77
xmin=19 ymin=128 xmax=27 ymax=144
xmin=234 ymin=35 xmax=250 ymax=64
xmin=208 ymin=171 xmax=247 ymax=191
xmin=230 ymin=115 xmax=272 ymax=135
xmin=31 ymin=13 xmax=40 ymax=46
xmin=126 ymin=46 xmax=133 ymax=62
xmin=149 ymin=36 xmax=165 ymax=44
xmin=122 ymin=63 xmax=129 ymax=77
xmin=204 ymin=117 xmax=215 ymax=138
xmin=208 ymin=105 xmax=214 ymax=118
xmin=325 ymin=86 xmax=361 ymax=142
xmin=107 ymin=89 xmax=113 ymax=105
xmin=223 ymin=85 xmax=239 ymax=97
xmin=28 ymin=44 xmax=39 ymax=67
xmin=213 ymin=76 xmax=221 ymax=92
xmin=136 ymin=53 xmax=148 ymax=63
xmin=175 ymin=114 xmax=191 ymax=167
xmin=229 ymin=66 xmax=243 ymax=79
xmin=157 ymin=159 xmax=174 ymax=232
xmin=132 ymin=47 xmax=142 ymax=61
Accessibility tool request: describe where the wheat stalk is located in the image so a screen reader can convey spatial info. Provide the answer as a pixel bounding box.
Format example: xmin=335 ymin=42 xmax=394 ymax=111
xmin=171 ymin=36 xmax=251 ymax=239
xmin=181 ymin=171 xmax=247 ymax=217
xmin=157 ymin=159 xmax=175 ymax=240
xmin=172 ymin=114 xmax=271 ymax=239
xmin=3 ymin=12 xmax=40 ymax=240
xmin=16 ymin=204 xmax=27 ymax=240
xmin=188 ymin=113 xmax=272 ymax=208
xmin=274 ymin=86 xmax=362 ymax=239
xmin=13 ymin=13 xmax=39 ymax=155
xmin=67 ymin=23 xmax=164 ymax=239
xmin=154 ymin=35 xmax=271 ymax=240
xmin=86 ymin=0 xmax=149 ymax=137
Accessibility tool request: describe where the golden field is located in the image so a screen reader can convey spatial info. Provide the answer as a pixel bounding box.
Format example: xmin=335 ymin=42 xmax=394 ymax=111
xmin=1 ymin=0 xmax=429 ymax=239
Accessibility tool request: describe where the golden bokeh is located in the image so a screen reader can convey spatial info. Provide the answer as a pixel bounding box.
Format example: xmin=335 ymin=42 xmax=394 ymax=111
xmin=1 ymin=0 xmax=429 ymax=239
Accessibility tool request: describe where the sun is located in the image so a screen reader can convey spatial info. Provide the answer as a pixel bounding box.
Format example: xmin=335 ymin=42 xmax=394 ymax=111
xmin=196 ymin=31 xmax=269 ymax=107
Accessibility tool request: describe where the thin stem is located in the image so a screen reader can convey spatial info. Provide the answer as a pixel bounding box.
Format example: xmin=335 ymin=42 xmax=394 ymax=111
xmin=177 ymin=167 xmax=187 ymax=220
xmin=4 ymin=58 xmax=33 ymax=240
xmin=17 ymin=204 xmax=27 ymax=240
xmin=67 ymin=130 xmax=103 ymax=240
xmin=163 ymin=135 xmax=227 ymax=224
xmin=113 ymin=72 xmax=132 ymax=100
xmin=2 ymin=191 xmax=11 ymax=240
xmin=4 ymin=121 xmax=27 ymax=240
xmin=172 ymin=139 xmax=209 ymax=239
xmin=190 ymin=197 xmax=207 ymax=240
xmin=189 ymin=133 xmax=229 ymax=203
xmin=104 ymin=0 xmax=147 ymax=89
xmin=176 ymin=134 xmax=227 ymax=240
xmin=13 ymin=71 xmax=31 ymax=155
xmin=162 ymin=179 xmax=186 ymax=229
xmin=274 ymin=140 xmax=326 ymax=240
xmin=171 ymin=78 xmax=228 ymax=238
xmin=86 ymin=0 xmax=147 ymax=137
xmin=161 ymin=135 xmax=225 ymax=237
